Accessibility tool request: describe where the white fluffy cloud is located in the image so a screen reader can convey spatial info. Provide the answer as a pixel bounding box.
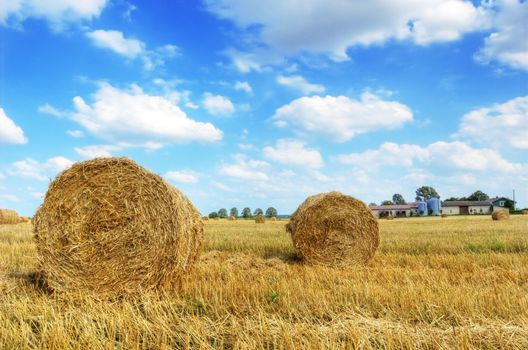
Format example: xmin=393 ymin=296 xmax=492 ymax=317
xmin=202 ymin=93 xmax=235 ymax=116
xmin=9 ymin=156 xmax=74 ymax=181
xmin=74 ymin=144 xmax=124 ymax=158
xmin=219 ymin=154 xmax=269 ymax=181
xmin=165 ymin=170 xmax=199 ymax=183
xmin=276 ymin=75 xmax=325 ymax=94
xmin=475 ymin=0 xmax=528 ymax=71
xmin=66 ymin=130 xmax=84 ymax=138
xmin=85 ymin=30 xmax=179 ymax=70
xmin=234 ymin=81 xmax=253 ymax=94
xmin=456 ymin=96 xmax=528 ymax=149
xmin=207 ymin=0 xmax=487 ymax=67
xmin=272 ymin=92 xmax=413 ymax=142
xmin=263 ymin=139 xmax=323 ymax=169
xmin=71 ymin=83 xmax=223 ymax=144
xmin=86 ymin=30 xmax=143 ymax=57
xmin=335 ymin=141 xmax=525 ymax=173
xmin=0 ymin=107 xmax=27 ymax=144
xmin=0 ymin=0 xmax=107 ymax=29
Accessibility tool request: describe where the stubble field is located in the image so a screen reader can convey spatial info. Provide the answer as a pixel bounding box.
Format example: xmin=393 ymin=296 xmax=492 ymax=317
xmin=0 ymin=215 xmax=527 ymax=349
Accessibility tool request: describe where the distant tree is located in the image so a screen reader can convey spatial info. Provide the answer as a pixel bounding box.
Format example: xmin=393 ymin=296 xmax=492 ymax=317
xmin=445 ymin=197 xmax=460 ymax=201
xmin=242 ymin=207 xmax=252 ymax=218
xmin=218 ymin=208 xmax=228 ymax=218
xmin=265 ymin=207 xmax=277 ymax=218
xmin=381 ymin=200 xmax=394 ymax=205
xmin=502 ymin=198 xmax=515 ymax=212
xmin=369 ymin=202 xmax=377 ymax=207
xmin=208 ymin=211 xmax=218 ymax=219
xmin=415 ymin=186 xmax=439 ymax=201
xmin=230 ymin=207 xmax=239 ymax=217
xmin=254 ymin=208 xmax=263 ymax=216
xmin=392 ymin=194 xmax=406 ymax=205
xmin=467 ymin=190 xmax=489 ymax=201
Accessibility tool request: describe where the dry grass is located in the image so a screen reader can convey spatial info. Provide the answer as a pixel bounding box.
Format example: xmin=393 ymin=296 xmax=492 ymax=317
xmin=0 ymin=215 xmax=527 ymax=349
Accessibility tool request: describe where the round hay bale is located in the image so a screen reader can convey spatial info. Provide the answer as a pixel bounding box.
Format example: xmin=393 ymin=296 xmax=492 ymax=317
xmin=202 ymin=216 xmax=209 ymax=221
xmin=522 ymin=210 xmax=528 ymax=215
xmin=270 ymin=216 xmax=278 ymax=221
xmin=286 ymin=191 xmax=379 ymax=267
xmin=492 ymin=210 xmax=509 ymax=221
xmin=33 ymin=157 xmax=203 ymax=297
xmin=385 ymin=216 xmax=394 ymax=220
xmin=0 ymin=209 xmax=21 ymax=225
xmin=255 ymin=215 xmax=265 ymax=224
xmin=227 ymin=215 xmax=236 ymax=221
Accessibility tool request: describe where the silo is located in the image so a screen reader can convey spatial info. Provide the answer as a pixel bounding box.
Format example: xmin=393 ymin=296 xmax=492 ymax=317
xmin=417 ymin=201 xmax=428 ymax=216
xmin=427 ymin=198 xmax=441 ymax=216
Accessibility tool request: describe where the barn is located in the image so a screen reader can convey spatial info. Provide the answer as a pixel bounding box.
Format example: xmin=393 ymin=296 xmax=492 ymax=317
xmin=441 ymin=197 xmax=511 ymax=215
xmin=369 ymin=203 xmax=419 ymax=218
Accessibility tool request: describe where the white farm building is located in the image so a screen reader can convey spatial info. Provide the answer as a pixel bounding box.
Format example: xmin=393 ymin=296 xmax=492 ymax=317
xmin=441 ymin=197 xmax=510 ymax=215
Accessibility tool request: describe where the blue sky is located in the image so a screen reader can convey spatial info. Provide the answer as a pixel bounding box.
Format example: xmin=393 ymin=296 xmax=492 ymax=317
xmin=0 ymin=0 xmax=527 ymax=216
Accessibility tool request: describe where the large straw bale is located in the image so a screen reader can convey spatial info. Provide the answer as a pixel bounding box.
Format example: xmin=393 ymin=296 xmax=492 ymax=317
xmin=492 ymin=210 xmax=509 ymax=221
xmin=255 ymin=215 xmax=265 ymax=223
xmin=0 ymin=209 xmax=21 ymax=224
xmin=33 ymin=157 xmax=203 ymax=297
xmin=286 ymin=191 xmax=379 ymax=267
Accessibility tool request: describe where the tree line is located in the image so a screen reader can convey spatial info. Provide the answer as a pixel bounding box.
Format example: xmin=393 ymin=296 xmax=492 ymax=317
xmin=208 ymin=207 xmax=278 ymax=219
xmin=372 ymin=187 xmax=512 ymax=206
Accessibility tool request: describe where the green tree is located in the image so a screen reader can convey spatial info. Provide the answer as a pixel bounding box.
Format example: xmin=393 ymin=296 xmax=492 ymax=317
xmin=415 ymin=186 xmax=439 ymax=201
xmin=369 ymin=202 xmax=377 ymax=206
xmin=241 ymin=207 xmax=251 ymax=218
xmin=381 ymin=200 xmax=394 ymax=205
xmin=392 ymin=194 xmax=406 ymax=205
xmin=208 ymin=211 xmax=218 ymax=219
xmin=265 ymin=207 xmax=277 ymax=218
xmin=254 ymin=208 xmax=263 ymax=216
xmin=467 ymin=190 xmax=489 ymax=201
xmin=230 ymin=207 xmax=239 ymax=217
xmin=445 ymin=197 xmax=460 ymax=201
xmin=218 ymin=208 xmax=228 ymax=218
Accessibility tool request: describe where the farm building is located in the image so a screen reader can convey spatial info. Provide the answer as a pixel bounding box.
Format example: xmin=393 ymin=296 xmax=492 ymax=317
xmin=441 ymin=197 xmax=511 ymax=215
xmin=369 ymin=203 xmax=419 ymax=218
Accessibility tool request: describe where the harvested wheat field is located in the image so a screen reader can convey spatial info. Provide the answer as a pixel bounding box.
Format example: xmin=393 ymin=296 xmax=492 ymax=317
xmin=1 ymin=216 xmax=527 ymax=349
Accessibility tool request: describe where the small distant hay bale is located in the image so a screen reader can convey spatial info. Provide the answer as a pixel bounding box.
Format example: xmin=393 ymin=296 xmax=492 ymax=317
xmin=227 ymin=216 xmax=236 ymax=221
xmin=0 ymin=209 xmax=21 ymax=225
xmin=213 ymin=217 xmax=220 ymax=220
xmin=441 ymin=214 xmax=448 ymax=218
xmin=202 ymin=216 xmax=209 ymax=221
xmin=270 ymin=217 xmax=278 ymax=221
xmin=255 ymin=215 xmax=265 ymax=223
xmin=286 ymin=191 xmax=379 ymax=267
xmin=492 ymin=210 xmax=509 ymax=221
xmin=385 ymin=216 xmax=394 ymax=220
xmin=33 ymin=157 xmax=203 ymax=297
xmin=522 ymin=210 xmax=528 ymax=215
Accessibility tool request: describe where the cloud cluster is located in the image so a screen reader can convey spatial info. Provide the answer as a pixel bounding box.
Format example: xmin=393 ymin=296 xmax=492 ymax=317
xmin=207 ymin=0 xmax=488 ymax=69
xmin=71 ymin=83 xmax=223 ymax=144
xmin=272 ymin=92 xmax=413 ymax=142
xmin=276 ymin=75 xmax=325 ymax=94
xmin=9 ymin=156 xmax=73 ymax=181
xmin=85 ymin=29 xmax=179 ymax=70
xmin=0 ymin=107 xmax=27 ymax=144
xmin=335 ymin=141 xmax=525 ymax=173
xmin=219 ymin=154 xmax=269 ymax=181
xmin=263 ymin=139 xmax=323 ymax=169
xmin=202 ymin=93 xmax=235 ymax=116
xmin=0 ymin=0 xmax=107 ymax=30
xmin=456 ymin=95 xmax=528 ymax=149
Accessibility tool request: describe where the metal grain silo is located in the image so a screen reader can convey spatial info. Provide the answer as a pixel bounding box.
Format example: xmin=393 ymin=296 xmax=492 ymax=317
xmin=427 ymin=198 xmax=441 ymax=216
xmin=417 ymin=201 xmax=428 ymax=216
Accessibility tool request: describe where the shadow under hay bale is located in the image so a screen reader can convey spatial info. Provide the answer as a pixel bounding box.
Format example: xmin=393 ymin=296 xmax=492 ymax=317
xmin=441 ymin=214 xmax=448 ymax=218
xmin=286 ymin=191 xmax=379 ymax=267
xmin=255 ymin=215 xmax=265 ymax=224
xmin=0 ymin=209 xmax=21 ymax=225
xmin=492 ymin=210 xmax=509 ymax=221
xmin=33 ymin=157 xmax=203 ymax=297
